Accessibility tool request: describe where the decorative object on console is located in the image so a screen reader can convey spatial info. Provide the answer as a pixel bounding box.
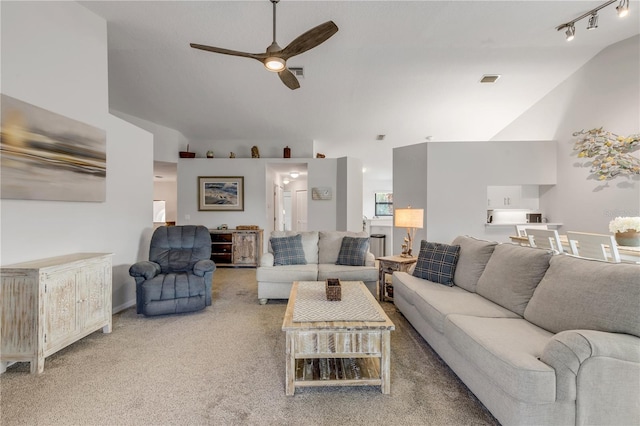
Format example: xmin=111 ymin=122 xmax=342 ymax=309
xmin=572 ymin=128 xmax=639 ymax=181
xmin=283 ymin=146 xmax=291 ymax=158
xmin=251 ymin=145 xmax=260 ymax=158
xmin=394 ymin=206 xmax=424 ymax=257
xmin=230 ymin=152 xmax=236 ymax=158
xmin=1 ymin=94 xmax=107 ymax=202
xmin=325 ymin=278 xmax=341 ymax=301
xmin=206 ymin=150 xmax=214 ymax=158
xmin=609 ymin=216 xmax=640 ymax=246
xmin=198 ymin=176 xmax=244 ymax=211
xmin=316 ymin=153 xmax=326 ymax=158
xmin=179 ymin=144 xmax=196 ymax=158
xmin=311 ymin=187 xmax=332 ymax=200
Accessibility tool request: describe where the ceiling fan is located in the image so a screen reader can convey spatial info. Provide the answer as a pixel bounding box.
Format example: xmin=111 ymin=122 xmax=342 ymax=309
xmin=190 ymin=0 xmax=338 ymax=90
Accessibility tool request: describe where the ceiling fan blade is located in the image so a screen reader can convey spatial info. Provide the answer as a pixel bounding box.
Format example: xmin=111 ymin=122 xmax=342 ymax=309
xmin=190 ymin=43 xmax=267 ymax=61
xmin=278 ymin=68 xmax=300 ymax=90
xmin=280 ymin=21 xmax=338 ymax=59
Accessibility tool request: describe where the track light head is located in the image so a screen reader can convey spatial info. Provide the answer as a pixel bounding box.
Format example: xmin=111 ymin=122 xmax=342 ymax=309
xmin=565 ymin=24 xmax=576 ymax=41
xmin=617 ymin=0 xmax=630 ymax=17
xmin=587 ymin=12 xmax=599 ymax=30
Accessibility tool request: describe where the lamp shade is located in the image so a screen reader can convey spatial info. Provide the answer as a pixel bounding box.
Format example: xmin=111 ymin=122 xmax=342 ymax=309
xmin=394 ymin=208 xmax=424 ymax=229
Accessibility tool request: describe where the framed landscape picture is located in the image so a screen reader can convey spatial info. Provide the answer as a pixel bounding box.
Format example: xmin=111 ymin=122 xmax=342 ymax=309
xmin=198 ymin=176 xmax=244 ymax=211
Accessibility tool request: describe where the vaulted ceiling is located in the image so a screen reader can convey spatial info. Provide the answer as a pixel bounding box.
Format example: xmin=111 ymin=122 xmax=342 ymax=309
xmin=81 ymin=1 xmax=640 ymax=184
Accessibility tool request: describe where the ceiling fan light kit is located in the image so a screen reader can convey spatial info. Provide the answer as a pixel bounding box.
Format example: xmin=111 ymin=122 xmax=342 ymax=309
xmin=556 ymin=0 xmax=629 ymax=41
xmin=190 ymin=0 xmax=338 ymax=89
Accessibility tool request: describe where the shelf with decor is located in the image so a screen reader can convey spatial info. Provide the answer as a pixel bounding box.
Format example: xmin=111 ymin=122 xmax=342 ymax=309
xmin=209 ymin=229 xmax=263 ymax=267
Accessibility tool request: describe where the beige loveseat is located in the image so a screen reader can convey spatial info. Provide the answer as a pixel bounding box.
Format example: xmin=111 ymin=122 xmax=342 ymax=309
xmin=256 ymin=231 xmax=378 ymax=304
xmin=393 ymin=235 xmax=640 ymax=426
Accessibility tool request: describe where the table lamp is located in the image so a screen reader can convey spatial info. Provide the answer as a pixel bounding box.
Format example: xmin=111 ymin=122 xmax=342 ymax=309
xmin=394 ymin=207 xmax=424 ymax=257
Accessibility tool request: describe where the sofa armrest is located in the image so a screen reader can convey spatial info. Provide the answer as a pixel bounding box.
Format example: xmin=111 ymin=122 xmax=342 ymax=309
xmin=129 ymin=261 xmax=161 ymax=280
xmin=193 ymin=259 xmax=216 ymax=277
xmin=365 ymin=251 xmax=375 ymax=266
xmin=541 ymin=330 xmax=640 ymax=402
xmin=260 ymin=252 xmax=274 ymax=267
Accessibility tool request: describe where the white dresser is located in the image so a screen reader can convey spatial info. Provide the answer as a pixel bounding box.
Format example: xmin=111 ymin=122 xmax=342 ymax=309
xmin=1 ymin=253 xmax=113 ymax=373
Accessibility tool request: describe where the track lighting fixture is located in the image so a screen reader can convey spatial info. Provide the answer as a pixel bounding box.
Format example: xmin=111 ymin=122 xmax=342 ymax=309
xmin=617 ymin=0 xmax=630 ymax=17
xmin=565 ymin=24 xmax=576 ymax=41
xmin=556 ymin=0 xmax=630 ymax=41
xmin=587 ymin=12 xmax=599 ymax=30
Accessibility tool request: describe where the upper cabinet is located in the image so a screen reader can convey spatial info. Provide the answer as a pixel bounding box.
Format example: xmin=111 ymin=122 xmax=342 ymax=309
xmin=487 ymin=185 xmax=540 ymax=210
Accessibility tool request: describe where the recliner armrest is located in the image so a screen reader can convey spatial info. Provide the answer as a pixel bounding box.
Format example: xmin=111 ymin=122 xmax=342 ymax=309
xmin=129 ymin=261 xmax=161 ymax=280
xmin=194 ymin=259 xmax=216 ymax=277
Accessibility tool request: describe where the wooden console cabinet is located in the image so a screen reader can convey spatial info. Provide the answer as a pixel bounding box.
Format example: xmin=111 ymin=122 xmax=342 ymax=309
xmin=209 ymin=229 xmax=263 ymax=267
xmin=1 ymin=253 xmax=113 ymax=373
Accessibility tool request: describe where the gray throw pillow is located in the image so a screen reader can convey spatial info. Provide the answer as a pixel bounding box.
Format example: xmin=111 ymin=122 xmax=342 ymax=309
xmin=476 ymin=243 xmax=552 ymax=316
xmin=270 ymin=234 xmax=307 ymax=266
xmin=451 ymin=235 xmax=497 ymax=293
xmin=336 ymin=236 xmax=370 ymax=266
xmin=524 ymin=255 xmax=640 ymax=337
xmin=412 ymin=240 xmax=461 ymax=286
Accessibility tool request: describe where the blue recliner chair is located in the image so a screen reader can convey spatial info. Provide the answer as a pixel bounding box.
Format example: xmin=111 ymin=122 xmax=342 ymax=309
xmin=129 ymin=225 xmax=216 ymax=316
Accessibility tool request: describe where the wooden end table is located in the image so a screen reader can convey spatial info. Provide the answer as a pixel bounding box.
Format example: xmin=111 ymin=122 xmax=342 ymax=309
xmin=378 ymin=255 xmax=417 ymax=301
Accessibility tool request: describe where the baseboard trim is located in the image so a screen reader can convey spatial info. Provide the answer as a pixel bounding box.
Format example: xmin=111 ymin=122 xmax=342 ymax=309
xmin=112 ymin=299 xmax=136 ymax=314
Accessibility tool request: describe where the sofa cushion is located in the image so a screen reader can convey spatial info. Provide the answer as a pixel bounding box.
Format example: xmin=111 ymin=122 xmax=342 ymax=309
xmin=451 ymin=235 xmax=497 ymax=293
xmin=524 ymin=255 xmax=640 ymax=337
xmin=336 ymin=236 xmax=370 ymax=266
xmin=476 ymin=244 xmax=552 ymax=316
xmin=412 ymin=241 xmax=460 ymax=286
xmin=318 ymin=231 xmax=369 ymax=264
xmin=270 ymin=234 xmax=307 ymax=266
xmin=445 ymin=314 xmax=556 ymax=403
xmin=393 ymin=272 xmax=520 ymax=333
xmin=318 ymin=264 xmax=378 ymax=283
xmin=269 ymin=231 xmax=319 ymax=264
xmin=255 ymin=264 xmax=318 ymax=283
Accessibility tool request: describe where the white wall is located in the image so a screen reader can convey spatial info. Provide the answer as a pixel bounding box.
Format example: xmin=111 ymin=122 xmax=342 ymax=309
xmin=336 ymin=157 xmax=364 ymax=232
xmin=111 ymin=110 xmax=187 ymax=163
xmin=392 ymin=143 xmax=428 ymax=254
xmin=492 ymin=35 xmax=640 ymax=233
xmin=393 ymin=141 xmax=556 ymax=248
xmin=1 ymin=2 xmax=153 ymax=316
xmin=175 ymin=158 xmax=361 ymax=249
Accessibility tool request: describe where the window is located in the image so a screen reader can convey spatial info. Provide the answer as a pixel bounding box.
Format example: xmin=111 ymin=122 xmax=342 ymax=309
xmin=374 ymin=192 xmax=393 ymax=216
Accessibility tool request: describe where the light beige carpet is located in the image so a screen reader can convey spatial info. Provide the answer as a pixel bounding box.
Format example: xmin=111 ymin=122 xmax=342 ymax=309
xmin=0 ymin=268 xmax=498 ymax=425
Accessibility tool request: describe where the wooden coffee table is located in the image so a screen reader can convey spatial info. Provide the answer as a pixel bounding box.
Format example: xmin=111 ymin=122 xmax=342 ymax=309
xmin=281 ymin=281 xmax=395 ymax=395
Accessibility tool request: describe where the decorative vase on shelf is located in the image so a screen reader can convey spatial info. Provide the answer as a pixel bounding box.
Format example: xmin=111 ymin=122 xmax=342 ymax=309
xmin=615 ymin=231 xmax=640 ymax=247
xmin=284 ymin=146 xmax=291 ymax=158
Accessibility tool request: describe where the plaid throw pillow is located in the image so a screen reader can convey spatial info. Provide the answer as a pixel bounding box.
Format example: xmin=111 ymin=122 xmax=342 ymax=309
xmin=271 ymin=234 xmax=307 ymax=266
xmin=336 ymin=236 xmax=370 ymax=266
xmin=413 ymin=240 xmax=461 ymax=286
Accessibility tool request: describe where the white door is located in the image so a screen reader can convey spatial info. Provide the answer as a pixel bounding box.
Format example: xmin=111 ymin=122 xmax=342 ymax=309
xmin=295 ymin=190 xmax=308 ymax=231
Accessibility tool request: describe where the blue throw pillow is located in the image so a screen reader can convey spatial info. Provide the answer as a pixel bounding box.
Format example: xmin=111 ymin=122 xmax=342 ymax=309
xmin=336 ymin=236 xmax=370 ymax=266
xmin=413 ymin=240 xmax=461 ymax=286
xmin=271 ymin=234 xmax=307 ymax=266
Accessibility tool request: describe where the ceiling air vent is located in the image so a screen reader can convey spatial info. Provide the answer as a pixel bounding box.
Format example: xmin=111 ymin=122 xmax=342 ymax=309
xmin=289 ymin=67 xmax=304 ymax=78
xmin=480 ymin=74 xmax=501 ymax=83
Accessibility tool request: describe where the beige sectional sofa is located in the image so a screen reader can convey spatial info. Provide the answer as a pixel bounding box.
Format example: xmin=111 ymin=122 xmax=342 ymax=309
xmin=256 ymin=230 xmax=378 ymax=304
xmin=393 ymin=235 xmax=640 ymax=426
